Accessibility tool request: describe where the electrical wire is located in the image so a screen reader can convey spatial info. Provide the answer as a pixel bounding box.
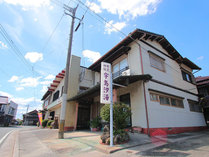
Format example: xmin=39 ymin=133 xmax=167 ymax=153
xmin=50 ymin=0 xmax=199 ymax=92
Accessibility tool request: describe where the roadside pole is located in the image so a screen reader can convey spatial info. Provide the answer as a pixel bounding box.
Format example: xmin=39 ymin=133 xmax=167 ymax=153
xmin=58 ymin=6 xmax=78 ymax=139
xmin=109 ymin=72 xmax=113 ymax=146
xmin=100 ymin=62 xmax=113 ymax=146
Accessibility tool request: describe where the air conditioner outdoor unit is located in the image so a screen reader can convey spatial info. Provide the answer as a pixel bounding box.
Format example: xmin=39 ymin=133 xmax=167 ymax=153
xmin=122 ymin=69 xmax=130 ymax=76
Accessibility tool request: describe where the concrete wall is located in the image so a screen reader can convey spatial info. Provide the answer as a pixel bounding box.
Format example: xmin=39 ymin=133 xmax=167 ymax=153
xmin=65 ymin=55 xmax=81 ymax=128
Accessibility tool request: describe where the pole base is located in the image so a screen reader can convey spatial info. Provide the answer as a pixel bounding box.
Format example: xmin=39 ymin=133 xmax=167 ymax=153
xmin=58 ymin=131 xmax=64 ymax=139
xmin=58 ymin=120 xmax=65 ymax=139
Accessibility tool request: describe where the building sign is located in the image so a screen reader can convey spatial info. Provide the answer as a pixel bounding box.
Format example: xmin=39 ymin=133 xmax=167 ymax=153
xmin=100 ymin=62 xmax=111 ymax=104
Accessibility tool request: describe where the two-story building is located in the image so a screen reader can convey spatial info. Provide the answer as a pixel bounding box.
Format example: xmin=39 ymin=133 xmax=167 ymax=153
xmin=41 ymin=70 xmax=65 ymax=125
xmin=0 ymin=96 xmax=18 ymax=126
xmin=196 ymin=76 xmax=209 ymax=97
xmin=66 ymin=29 xmax=206 ymax=135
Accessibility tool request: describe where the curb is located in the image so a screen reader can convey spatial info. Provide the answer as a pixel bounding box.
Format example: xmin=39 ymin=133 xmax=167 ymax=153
xmin=0 ymin=130 xmax=14 ymax=148
xmin=95 ymin=141 xmax=152 ymax=154
xmin=13 ymin=131 xmax=19 ymax=157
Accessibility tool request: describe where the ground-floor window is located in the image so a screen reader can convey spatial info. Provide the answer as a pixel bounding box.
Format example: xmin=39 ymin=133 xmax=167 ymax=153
xmin=188 ymin=100 xmax=202 ymax=113
xmin=150 ymin=91 xmax=184 ymax=108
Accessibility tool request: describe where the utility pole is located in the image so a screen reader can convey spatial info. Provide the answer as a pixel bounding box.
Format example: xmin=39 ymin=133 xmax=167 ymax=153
xmin=58 ymin=5 xmax=78 ymax=139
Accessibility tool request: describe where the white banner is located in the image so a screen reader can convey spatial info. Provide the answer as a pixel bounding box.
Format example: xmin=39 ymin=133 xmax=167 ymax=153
xmin=100 ymin=62 xmax=111 ymax=104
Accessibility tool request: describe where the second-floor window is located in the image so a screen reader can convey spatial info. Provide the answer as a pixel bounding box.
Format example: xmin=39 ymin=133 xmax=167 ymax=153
xmin=181 ymin=70 xmax=193 ymax=83
xmin=113 ymin=58 xmax=128 ymax=78
xmin=149 ymin=53 xmax=165 ymax=72
xmin=53 ymin=90 xmax=59 ymax=102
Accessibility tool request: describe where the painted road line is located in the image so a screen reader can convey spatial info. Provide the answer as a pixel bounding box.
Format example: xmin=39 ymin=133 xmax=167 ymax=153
xmin=0 ymin=130 xmax=14 ymax=147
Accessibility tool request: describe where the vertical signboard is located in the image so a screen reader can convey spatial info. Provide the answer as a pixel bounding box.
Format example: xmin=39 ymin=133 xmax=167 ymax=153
xmin=100 ymin=62 xmax=113 ymax=146
xmin=100 ymin=62 xmax=111 ymax=104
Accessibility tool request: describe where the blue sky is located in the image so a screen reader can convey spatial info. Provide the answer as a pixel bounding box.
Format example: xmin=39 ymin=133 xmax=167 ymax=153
xmin=0 ymin=0 xmax=208 ymax=119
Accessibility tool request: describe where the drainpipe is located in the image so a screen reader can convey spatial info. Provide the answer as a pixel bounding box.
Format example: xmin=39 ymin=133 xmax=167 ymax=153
xmin=138 ymin=43 xmax=150 ymax=136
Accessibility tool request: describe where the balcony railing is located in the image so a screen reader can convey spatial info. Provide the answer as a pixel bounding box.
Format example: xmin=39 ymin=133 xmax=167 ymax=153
xmin=112 ymin=66 xmax=129 ymax=79
xmin=47 ymin=96 xmax=62 ymax=109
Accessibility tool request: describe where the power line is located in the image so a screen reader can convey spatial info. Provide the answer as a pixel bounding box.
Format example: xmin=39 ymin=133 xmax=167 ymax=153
xmin=0 ymin=24 xmax=41 ymax=76
xmin=52 ymin=0 xmax=199 ymax=92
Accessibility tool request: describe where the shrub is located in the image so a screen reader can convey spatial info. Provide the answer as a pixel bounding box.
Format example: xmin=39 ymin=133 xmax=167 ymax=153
xmin=42 ymin=119 xmax=48 ymax=128
xmin=19 ymin=121 xmax=23 ymax=125
xmin=100 ymin=102 xmax=131 ymax=130
xmin=47 ymin=120 xmax=54 ymax=128
xmin=90 ymin=117 xmax=101 ymax=128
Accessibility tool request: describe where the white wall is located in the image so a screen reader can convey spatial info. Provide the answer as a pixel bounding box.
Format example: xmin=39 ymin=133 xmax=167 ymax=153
xmin=145 ymin=81 xmax=206 ymax=128
xmin=116 ymin=81 xmax=147 ymax=128
xmin=49 ymin=78 xmax=64 ymax=105
xmin=139 ymin=39 xmax=198 ymax=94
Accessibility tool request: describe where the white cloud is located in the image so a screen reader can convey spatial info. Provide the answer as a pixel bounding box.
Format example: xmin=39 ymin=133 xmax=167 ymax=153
xmin=40 ymin=80 xmax=51 ymax=85
xmin=44 ymin=74 xmax=55 ymax=80
xmin=8 ymin=75 xmax=19 ymax=82
xmin=20 ymin=77 xmax=41 ymax=87
xmin=41 ymin=85 xmax=48 ymax=93
xmin=34 ymin=18 xmax=38 ymax=22
xmin=0 ymin=41 xmax=8 ymax=49
xmin=82 ymin=50 xmax=101 ymax=63
xmin=16 ymin=87 xmax=24 ymax=91
xmin=3 ymin=0 xmax=50 ymax=9
xmin=49 ymin=5 xmax=53 ymax=10
xmin=197 ymin=56 xmax=204 ymax=61
xmin=97 ymin=0 xmax=162 ymax=19
xmin=24 ymin=52 xmax=43 ymax=63
xmin=105 ymin=20 xmax=126 ymax=34
xmin=86 ymin=0 xmax=102 ymax=13
xmin=0 ymin=91 xmax=13 ymax=98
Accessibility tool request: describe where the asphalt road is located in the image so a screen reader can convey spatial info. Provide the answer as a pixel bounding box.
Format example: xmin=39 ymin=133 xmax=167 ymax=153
xmin=0 ymin=126 xmax=36 ymax=142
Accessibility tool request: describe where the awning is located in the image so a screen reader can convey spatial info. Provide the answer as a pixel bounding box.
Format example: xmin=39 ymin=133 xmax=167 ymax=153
xmin=68 ymin=74 xmax=152 ymax=101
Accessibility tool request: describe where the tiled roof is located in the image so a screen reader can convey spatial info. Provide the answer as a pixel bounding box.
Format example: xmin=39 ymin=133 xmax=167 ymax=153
xmin=196 ymin=76 xmax=209 ymax=86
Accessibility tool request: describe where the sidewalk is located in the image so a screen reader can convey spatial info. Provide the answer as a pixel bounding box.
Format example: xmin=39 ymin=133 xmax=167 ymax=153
xmin=2 ymin=127 xmax=208 ymax=157
xmin=42 ymin=129 xmax=209 ymax=155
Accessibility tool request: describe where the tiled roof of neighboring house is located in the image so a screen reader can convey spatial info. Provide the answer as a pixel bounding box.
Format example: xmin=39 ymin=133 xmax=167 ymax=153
xmin=196 ymin=76 xmax=209 ymax=86
xmin=23 ymin=109 xmax=38 ymax=116
xmin=0 ymin=96 xmax=8 ymax=104
xmin=41 ymin=69 xmax=65 ymax=100
xmin=89 ymin=28 xmax=201 ymax=71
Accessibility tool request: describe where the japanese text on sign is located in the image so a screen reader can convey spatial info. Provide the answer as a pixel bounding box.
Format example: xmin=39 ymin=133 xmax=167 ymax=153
xmin=100 ymin=62 xmax=111 ymax=104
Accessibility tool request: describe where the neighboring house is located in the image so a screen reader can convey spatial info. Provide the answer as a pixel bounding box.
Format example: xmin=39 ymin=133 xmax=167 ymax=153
xmin=196 ymin=76 xmax=209 ymax=126
xmin=65 ymin=29 xmax=206 ymax=135
xmin=23 ymin=110 xmax=39 ymax=125
xmin=41 ymin=69 xmax=65 ymax=126
xmin=0 ymin=96 xmax=18 ymax=126
xmin=196 ymin=76 xmax=209 ymax=97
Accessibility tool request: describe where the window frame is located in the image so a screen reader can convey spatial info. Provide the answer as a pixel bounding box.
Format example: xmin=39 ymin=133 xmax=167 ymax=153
xmin=52 ymin=90 xmax=60 ymax=102
xmin=150 ymin=92 xmax=184 ymax=108
xmin=149 ymin=52 xmax=165 ymax=72
xmin=181 ymin=70 xmax=194 ymax=84
xmin=112 ymin=58 xmax=129 ymax=78
xmin=188 ymin=100 xmax=202 ymax=113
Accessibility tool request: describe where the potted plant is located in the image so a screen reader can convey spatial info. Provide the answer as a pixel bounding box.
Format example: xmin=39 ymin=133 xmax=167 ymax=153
xmin=90 ymin=117 xmax=102 ymax=131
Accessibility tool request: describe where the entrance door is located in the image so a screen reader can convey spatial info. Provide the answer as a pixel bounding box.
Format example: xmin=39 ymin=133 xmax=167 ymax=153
xmin=120 ymin=93 xmax=132 ymax=127
xmin=50 ymin=111 xmax=55 ymax=120
xmin=77 ymin=104 xmax=90 ymax=130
